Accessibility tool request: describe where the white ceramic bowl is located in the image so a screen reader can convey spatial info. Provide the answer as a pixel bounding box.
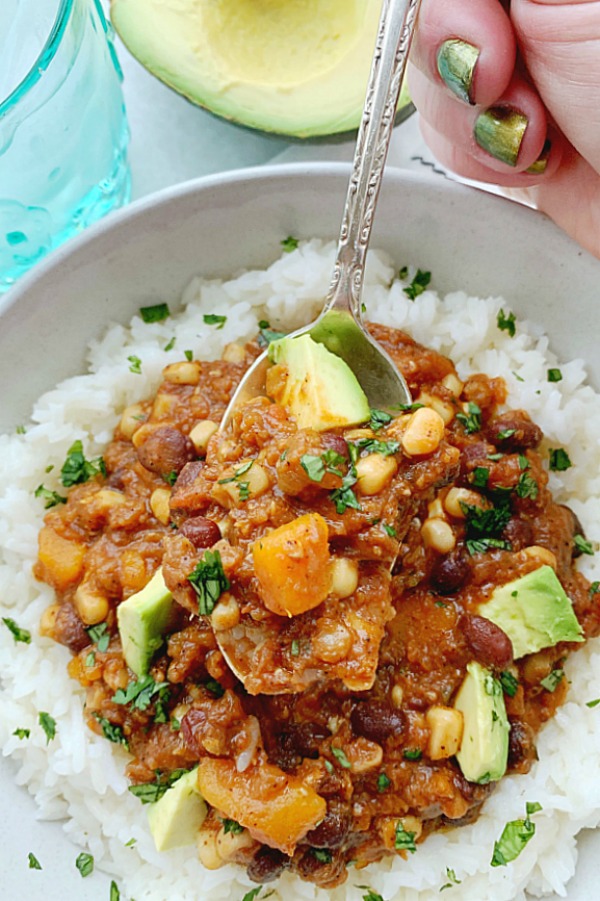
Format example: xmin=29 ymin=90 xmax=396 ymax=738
xmin=1 ymin=164 xmax=599 ymax=901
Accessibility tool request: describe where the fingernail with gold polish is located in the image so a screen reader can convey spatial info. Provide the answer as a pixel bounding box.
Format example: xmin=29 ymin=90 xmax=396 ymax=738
xmin=526 ymin=138 xmax=551 ymax=175
xmin=474 ymin=106 xmax=529 ymax=167
xmin=437 ymin=39 xmax=480 ymax=104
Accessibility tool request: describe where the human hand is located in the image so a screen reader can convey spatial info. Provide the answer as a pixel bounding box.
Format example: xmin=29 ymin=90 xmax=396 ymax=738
xmin=409 ymin=0 xmax=600 ymax=259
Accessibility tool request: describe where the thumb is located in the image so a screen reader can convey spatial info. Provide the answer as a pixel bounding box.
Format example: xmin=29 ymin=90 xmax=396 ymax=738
xmin=511 ymin=0 xmax=600 ymax=174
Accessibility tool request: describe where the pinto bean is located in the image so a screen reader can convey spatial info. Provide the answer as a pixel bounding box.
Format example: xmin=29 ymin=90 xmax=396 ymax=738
xmin=485 ymin=412 xmax=543 ymax=450
xmin=460 ymin=614 xmax=513 ymax=668
xmin=507 ymin=719 xmax=537 ymax=773
xmin=53 ymin=601 xmax=90 ymax=653
xmin=501 ymin=516 xmax=534 ymax=551
xmin=430 ymin=550 xmax=471 ymax=594
xmin=320 ymin=434 xmax=349 ymax=458
xmin=350 ymin=702 xmax=404 ymax=743
xmin=136 ymin=427 xmax=195 ymax=476
xmin=179 ymin=516 xmax=221 ymax=549
xmin=305 ymin=800 xmax=351 ymax=849
xmin=247 ymin=847 xmax=290 ymax=883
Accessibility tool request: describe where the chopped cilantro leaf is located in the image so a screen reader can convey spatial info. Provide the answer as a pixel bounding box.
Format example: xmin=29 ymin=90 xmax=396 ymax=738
xmin=128 ymin=770 xmax=189 ymax=804
xmin=574 ymin=534 xmax=594 ymax=556
xmin=223 ymin=818 xmax=244 ymax=835
xmin=352 ymin=438 xmax=400 ymax=457
xmin=461 ymin=495 xmax=512 ymax=555
xmin=257 ymin=322 xmax=287 ymax=347
xmin=188 ymin=549 xmax=230 ymax=616
xmin=377 ymin=772 xmax=391 ymax=792
xmin=281 ymin=236 xmax=299 ymax=253
xmin=110 ymin=880 xmax=120 ymax=901
xmin=87 ymin=621 xmax=110 ymax=652
xmin=60 ymin=440 xmax=106 ymax=487
xmin=456 ymin=402 xmax=482 ymax=435
xmin=203 ymin=313 xmax=227 ymax=329
xmin=184 ymin=349 xmax=193 ymax=361
xmin=586 ymin=698 xmax=600 ymax=708
xmin=491 ymin=804 xmax=539 ymax=866
xmin=440 ymin=867 xmax=462 ymax=891
xmin=403 ymin=748 xmax=422 ymax=761
xmin=112 ymin=675 xmax=170 ymax=713
xmin=496 ymin=428 xmax=516 ymax=441
xmin=547 ymin=368 xmax=563 ymax=382
xmin=540 ymin=669 xmax=564 ymax=692
xmin=466 ymin=537 xmax=511 ymax=555
xmin=548 ymin=448 xmax=572 ymax=472
xmin=13 ymin=728 xmax=30 ymax=740
xmin=128 ymin=355 xmax=142 ymax=374
xmin=92 ymin=713 xmax=129 ymax=749
xmin=497 ymin=309 xmax=516 ymax=337
xmin=291 ymin=639 xmax=300 ymax=657
xmin=204 ymin=678 xmax=225 ymax=698
xmin=590 ymin=581 xmax=600 ymax=597
xmin=139 ymin=302 xmax=170 ymax=323
xmin=16 ymin=424 xmax=26 ymax=434
xmin=28 ymin=852 xmax=42 ymax=869
xmin=164 ymin=336 xmax=176 ymax=352
xmin=38 ymin=711 xmax=56 ymax=744
xmin=85 ymin=651 xmax=96 ymax=667
xmin=331 ymin=745 xmax=352 ymax=769
xmin=526 ymin=801 xmax=543 ymax=816
xmin=300 ymin=450 xmax=345 ymax=483
xmin=312 ymin=848 xmax=332 ymax=863
xmin=75 ymin=852 xmax=94 ymax=877
xmin=358 ymin=888 xmax=385 ymax=901
xmin=403 ymin=268 xmax=431 ymax=300
xmin=241 ymin=889 xmax=262 ymax=901
xmin=369 ymin=409 xmax=393 ymax=431
xmin=516 ymin=471 xmax=539 ymax=500
xmin=34 ymin=484 xmax=67 ymax=508
xmin=471 ymin=466 xmax=490 ymax=489
xmin=394 ymin=822 xmax=417 ymax=853
xmin=2 ymin=616 xmax=31 ymax=644
xmin=383 ymin=523 xmax=397 ymax=538
xmin=500 ymin=670 xmax=519 ymax=697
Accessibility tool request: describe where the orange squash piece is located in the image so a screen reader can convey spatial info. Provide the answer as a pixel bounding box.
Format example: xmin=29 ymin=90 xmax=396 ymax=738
xmin=36 ymin=526 xmax=87 ymax=592
xmin=252 ymin=512 xmax=331 ymax=616
xmin=196 ymin=757 xmax=326 ymax=855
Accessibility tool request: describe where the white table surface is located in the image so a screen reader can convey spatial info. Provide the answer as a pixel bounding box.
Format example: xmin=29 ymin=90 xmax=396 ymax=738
xmin=1 ymin=11 xmax=596 ymax=901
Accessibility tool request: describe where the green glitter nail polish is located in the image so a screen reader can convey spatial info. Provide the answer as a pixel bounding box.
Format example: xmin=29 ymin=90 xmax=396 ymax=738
xmin=474 ymin=107 xmax=529 ymax=167
xmin=437 ymin=39 xmax=480 ymax=104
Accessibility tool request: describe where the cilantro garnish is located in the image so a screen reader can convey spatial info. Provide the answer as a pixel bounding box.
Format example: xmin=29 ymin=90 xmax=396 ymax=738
xmin=351 ymin=437 xmax=400 ymax=457
xmin=128 ymin=355 xmax=142 ymax=374
xmin=38 ymin=711 xmax=56 ymax=744
xmin=590 ymin=581 xmax=600 ymax=597
xmin=75 ymin=852 xmax=94 ymax=877
xmin=471 ymin=466 xmax=490 ymax=489
xmin=586 ymin=698 xmax=600 ymax=708
xmin=403 ymin=268 xmax=431 ymax=300
xmin=394 ymin=821 xmax=417 ymax=853
xmin=188 ymin=549 xmax=230 ymax=615
xmin=491 ymin=803 xmax=541 ymax=866
xmin=112 ymin=675 xmax=170 ymax=716
xmin=86 ymin=622 xmax=110 ymax=652
xmin=139 ymin=302 xmax=170 ymax=323
xmin=28 ymin=852 xmax=42 ymax=869
xmin=369 ymin=409 xmax=393 ymax=431
xmin=574 ymin=534 xmax=594 ymax=556
xmin=330 ymin=471 xmax=361 ymax=514
xmin=456 ymin=402 xmax=482 ymax=434
xmin=403 ymin=748 xmax=422 ymax=761
xmin=290 ymin=639 xmax=300 ymax=657
xmin=331 ymin=745 xmax=352 ymax=769
xmin=312 ymin=848 xmax=333 ymax=863
xmin=110 ymin=880 xmax=120 ymax=901
xmin=540 ymin=668 xmax=564 ymax=692
xmin=500 ymin=670 xmax=519 ymax=697
xmin=377 ymin=772 xmax=391 ymax=792
xmin=516 ymin=470 xmax=539 ymax=500
xmin=92 ymin=713 xmax=129 ymax=749
xmin=241 ymin=889 xmax=263 ymax=901
xmin=547 ymin=368 xmax=563 ymax=382
xmin=281 ymin=236 xmax=299 ymax=253
xmin=13 ymin=727 xmax=30 ymax=740
xmin=496 ymin=428 xmax=516 ymax=441
xmin=203 ymin=313 xmax=227 ymax=329
xmin=222 ymin=818 xmax=244 ymax=835
xmin=204 ymin=678 xmax=225 ymax=698
xmin=300 ymin=450 xmax=345 ymax=483
xmin=184 ymin=349 xmax=193 ymax=361
xmin=357 ymin=888 xmax=385 ymax=901
xmin=257 ymin=320 xmax=287 ymax=347
xmin=461 ymin=495 xmax=512 ymax=555
xmin=497 ymin=309 xmax=516 ymax=337
xmin=34 ymin=484 xmax=67 ymax=508
xmin=440 ymin=867 xmax=462 ymax=891
xmin=128 ymin=769 xmax=189 ymax=804
xmin=164 ymin=336 xmax=176 ymax=351
xmin=60 ymin=440 xmax=106 ymax=487
xmin=548 ymin=448 xmax=572 ymax=472
xmin=383 ymin=523 xmax=397 ymax=538
xmin=218 ymin=460 xmax=254 ymax=501
xmin=2 ymin=616 xmax=31 ymax=644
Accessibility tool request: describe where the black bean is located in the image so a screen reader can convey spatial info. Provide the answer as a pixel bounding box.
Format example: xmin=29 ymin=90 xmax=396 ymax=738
xmin=305 ymin=800 xmax=351 ymax=849
xmin=136 ymin=427 xmax=195 ymax=476
xmin=247 ymin=846 xmax=290 ymax=883
xmin=350 ymin=701 xmax=404 ymax=743
xmin=430 ymin=550 xmax=471 ymax=594
xmin=459 ymin=614 xmax=513 ymax=668
xmin=179 ymin=516 xmax=221 ymax=549
xmin=501 ymin=517 xmax=534 ymax=551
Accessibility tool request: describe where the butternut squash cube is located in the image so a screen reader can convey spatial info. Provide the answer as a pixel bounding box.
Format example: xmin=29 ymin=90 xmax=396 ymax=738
xmin=36 ymin=526 xmax=86 ymax=592
xmin=252 ymin=512 xmax=331 ymax=616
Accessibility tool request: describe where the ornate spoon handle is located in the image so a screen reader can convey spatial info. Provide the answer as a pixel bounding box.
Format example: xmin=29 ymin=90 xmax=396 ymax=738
xmin=326 ymin=0 xmax=422 ymax=317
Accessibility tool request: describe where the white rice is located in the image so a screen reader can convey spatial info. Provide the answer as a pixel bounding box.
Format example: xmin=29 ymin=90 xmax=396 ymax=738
xmin=1 ymin=239 xmax=599 ymax=901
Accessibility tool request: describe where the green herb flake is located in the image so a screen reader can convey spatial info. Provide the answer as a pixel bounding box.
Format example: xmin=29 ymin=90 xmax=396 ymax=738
xmin=2 ymin=616 xmax=31 ymax=644
xmin=13 ymin=728 xmax=30 ymax=740
xmin=184 ymin=349 xmax=193 ymax=362
xmin=462 ymin=495 xmax=512 ymax=556
xmin=281 ymin=236 xmax=299 ymax=253
xmin=139 ymin=302 xmax=170 ymax=323
xmin=352 ymin=438 xmax=400 ymax=457
xmin=512 ymin=371 xmax=525 ymax=383
xmin=300 ymin=450 xmax=345 ymax=483
xmin=128 ymin=770 xmax=188 ymax=805
xmin=170 ymin=717 xmax=181 ymax=732
xmin=60 ymin=440 xmax=106 ymax=487
xmin=516 ymin=471 xmax=539 ymax=500
xmin=403 ymin=748 xmax=422 ymax=761
xmin=128 ymin=355 xmax=142 ymax=374
xmin=540 ymin=668 xmax=564 ymax=692
xmin=38 ymin=712 xmax=56 ymax=744
xmin=87 ymin=621 xmax=110 ymax=652
xmin=547 ymin=368 xmax=563 ymax=383
xmin=500 ymin=670 xmax=519 ymax=698
xmin=497 ymin=309 xmax=516 ymax=337
xmin=258 ymin=322 xmax=287 ymax=347
xmin=586 ymin=698 xmax=600 ymax=708
xmin=526 ymin=801 xmax=543 ymax=816
xmin=291 ymin=639 xmax=300 ymax=657
xmin=324 ymin=759 xmax=334 ymax=774
xmin=92 ymin=713 xmax=129 ymax=749
xmin=75 ymin=852 xmax=94 ymax=877
xmin=125 ymin=837 xmax=137 ymax=847
xmin=112 ymin=675 xmax=170 ymax=713
xmin=110 ymin=880 xmax=120 ymax=901
xmin=403 ymin=268 xmax=431 ymax=300
xmin=241 ymin=888 xmax=263 ymax=901
xmin=204 ymin=678 xmax=225 ymax=698
xmin=490 ymin=804 xmax=540 ymax=867
xmin=440 ymin=867 xmax=462 ymax=891
xmin=394 ymin=821 xmax=417 ymax=853
xmin=456 ymin=402 xmax=482 ymax=435
xmin=16 ymin=424 xmax=26 ymax=434
xmin=188 ymin=549 xmax=230 ymax=616
xmin=358 ymin=887 xmax=385 ymax=901
xmin=590 ymin=581 xmax=600 ymax=597
xmin=383 ymin=523 xmax=397 ymax=538
xmin=85 ymin=651 xmax=96 ymax=667
xmin=28 ymin=852 xmax=42 ymax=870
xmin=34 ymin=484 xmax=67 ymax=508
xmin=471 ymin=467 xmax=490 ymax=489
xmin=164 ymin=336 xmax=176 ymax=352
xmin=377 ymin=772 xmax=391 ymax=792
xmin=549 ymin=448 xmax=573 ymax=472
xmin=574 ymin=534 xmax=595 ymax=556
xmin=203 ymin=313 xmax=227 ymax=330
xmin=369 ymin=409 xmax=393 ymax=431
xmin=223 ymin=818 xmax=244 ymax=835
xmin=331 ymin=745 xmax=352 ymax=769
xmin=312 ymin=848 xmax=333 ymax=863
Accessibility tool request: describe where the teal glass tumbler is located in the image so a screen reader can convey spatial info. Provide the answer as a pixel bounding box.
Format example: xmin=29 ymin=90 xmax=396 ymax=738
xmin=0 ymin=0 xmax=131 ymax=292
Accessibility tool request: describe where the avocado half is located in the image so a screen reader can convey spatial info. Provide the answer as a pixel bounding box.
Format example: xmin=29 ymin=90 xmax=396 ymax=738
xmin=110 ymin=0 xmax=411 ymax=139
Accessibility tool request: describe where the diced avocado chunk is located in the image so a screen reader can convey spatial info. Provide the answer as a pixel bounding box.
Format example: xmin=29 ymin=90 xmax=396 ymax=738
xmin=117 ymin=568 xmax=174 ymax=677
xmin=267 ymin=334 xmax=370 ymax=431
xmin=454 ymin=661 xmax=510 ymax=784
xmin=478 ymin=565 xmax=584 ymax=660
xmin=147 ymin=767 xmax=207 ymax=852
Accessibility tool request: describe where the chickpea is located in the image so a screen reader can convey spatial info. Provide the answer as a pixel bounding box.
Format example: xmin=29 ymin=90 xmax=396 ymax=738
xmin=74 ymin=583 xmax=109 ymax=625
xmin=519 ymin=546 xmax=558 ymax=570
xmin=150 ymin=488 xmax=171 ymax=525
xmin=355 ymin=453 xmax=398 ymax=496
xmin=401 ymin=407 xmax=445 ymax=456
xmin=421 ymin=518 xmax=456 ymax=554
xmin=189 ymin=419 xmax=219 ymax=455
xmin=39 ymin=603 xmax=61 ymax=638
xmin=221 ymin=342 xmax=246 ymax=364
xmin=313 ymin=621 xmax=353 ymax=663
xmin=119 ymin=403 xmax=145 ymax=439
xmin=212 ymin=462 xmax=270 ymax=508
xmin=391 ymin=684 xmax=404 ymax=708
xmin=197 ymin=827 xmax=225 ymax=870
xmin=163 ymin=360 xmax=201 ymax=385
xmin=210 ymin=594 xmax=241 ymax=632
xmin=329 ymin=557 xmax=359 ymax=599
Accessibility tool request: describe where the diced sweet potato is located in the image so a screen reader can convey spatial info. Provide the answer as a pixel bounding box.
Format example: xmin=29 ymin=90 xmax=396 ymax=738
xmin=36 ymin=526 xmax=86 ymax=592
xmin=252 ymin=512 xmax=331 ymax=616
xmin=196 ymin=757 xmax=326 ymax=855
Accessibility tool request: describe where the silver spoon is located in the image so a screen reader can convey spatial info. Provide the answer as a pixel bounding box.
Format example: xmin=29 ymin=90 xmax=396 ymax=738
xmin=220 ymin=0 xmax=421 ymax=433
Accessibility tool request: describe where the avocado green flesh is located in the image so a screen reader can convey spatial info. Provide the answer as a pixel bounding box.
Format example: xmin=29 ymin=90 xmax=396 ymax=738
xmin=454 ymin=662 xmax=510 ymax=784
xmin=110 ymin=0 xmax=410 ymax=138
xmin=147 ymin=767 xmax=207 ymax=852
xmin=117 ymin=568 xmax=174 ymax=677
xmin=478 ymin=565 xmax=584 ymax=660
xmin=268 ymin=334 xmax=370 ymax=431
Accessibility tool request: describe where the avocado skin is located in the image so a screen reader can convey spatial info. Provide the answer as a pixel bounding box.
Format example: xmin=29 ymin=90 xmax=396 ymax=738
xmin=117 ymin=568 xmax=174 ymax=677
xmin=454 ymin=661 xmax=510 ymax=784
xmin=478 ymin=565 xmax=584 ymax=660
